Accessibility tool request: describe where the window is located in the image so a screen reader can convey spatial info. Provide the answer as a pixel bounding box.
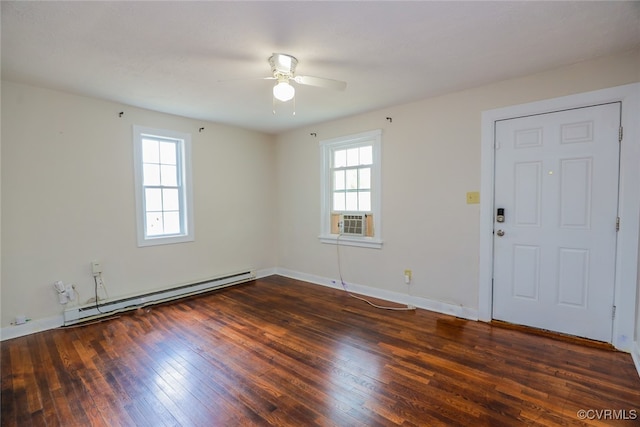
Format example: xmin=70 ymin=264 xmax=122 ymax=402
xmin=319 ymin=129 xmax=382 ymax=248
xmin=133 ymin=126 xmax=193 ymax=246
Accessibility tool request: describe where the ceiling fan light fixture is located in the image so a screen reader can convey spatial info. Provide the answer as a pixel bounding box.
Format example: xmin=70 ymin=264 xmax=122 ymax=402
xmin=269 ymin=53 xmax=297 ymax=75
xmin=273 ymin=80 xmax=295 ymax=102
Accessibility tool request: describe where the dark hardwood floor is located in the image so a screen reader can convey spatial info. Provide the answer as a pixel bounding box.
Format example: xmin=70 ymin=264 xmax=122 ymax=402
xmin=2 ymin=275 xmax=639 ymax=426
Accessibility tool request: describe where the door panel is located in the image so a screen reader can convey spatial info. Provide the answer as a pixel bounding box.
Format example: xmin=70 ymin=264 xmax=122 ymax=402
xmin=514 ymin=162 xmax=542 ymax=226
xmin=559 ymin=158 xmax=592 ymax=228
xmin=493 ymin=103 xmax=620 ymax=342
xmin=512 ymin=245 xmax=540 ymax=300
xmin=557 ymin=248 xmax=589 ymax=307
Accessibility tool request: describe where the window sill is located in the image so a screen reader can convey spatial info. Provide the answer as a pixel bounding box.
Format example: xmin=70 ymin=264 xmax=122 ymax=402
xmin=137 ymin=234 xmax=194 ymax=247
xmin=319 ymin=234 xmax=383 ymax=249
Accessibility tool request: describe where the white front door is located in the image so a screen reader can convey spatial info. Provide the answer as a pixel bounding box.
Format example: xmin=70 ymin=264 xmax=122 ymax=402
xmin=492 ymin=103 xmax=621 ymax=342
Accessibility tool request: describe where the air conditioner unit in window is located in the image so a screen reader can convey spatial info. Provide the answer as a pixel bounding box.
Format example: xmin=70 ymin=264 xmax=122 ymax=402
xmin=340 ymin=214 xmax=366 ymax=236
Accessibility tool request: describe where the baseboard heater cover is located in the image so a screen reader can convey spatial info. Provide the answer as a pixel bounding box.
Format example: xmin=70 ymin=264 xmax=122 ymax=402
xmin=63 ymin=270 xmax=255 ymax=326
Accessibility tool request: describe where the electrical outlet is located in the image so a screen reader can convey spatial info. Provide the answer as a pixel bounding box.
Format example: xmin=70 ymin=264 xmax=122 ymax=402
xmin=91 ymin=261 xmax=102 ymax=276
xmin=404 ymin=269 xmax=412 ymax=284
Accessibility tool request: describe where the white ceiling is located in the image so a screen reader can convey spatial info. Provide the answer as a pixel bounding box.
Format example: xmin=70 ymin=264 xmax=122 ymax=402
xmin=2 ymin=1 xmax=639 ymax=134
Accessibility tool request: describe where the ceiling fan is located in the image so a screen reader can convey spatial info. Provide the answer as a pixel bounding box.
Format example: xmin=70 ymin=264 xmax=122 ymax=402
xmin=266 ymin=53 xmax=347 ymax=102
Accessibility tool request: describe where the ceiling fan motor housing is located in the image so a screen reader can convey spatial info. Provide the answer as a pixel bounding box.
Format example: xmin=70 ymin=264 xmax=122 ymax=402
xmin=269 ymin=53 xmax=298 ymax=78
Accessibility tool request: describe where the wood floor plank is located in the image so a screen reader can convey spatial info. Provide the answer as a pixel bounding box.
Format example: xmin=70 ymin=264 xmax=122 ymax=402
xmin=116 ymin=338 xmax=216 ymax=426
xmin=2 ymin=275 xmax=639 ymax=426
xmin=29 ymin=335 xmax=62 ymax=427
xmin=1 ymin=341 xmax=16 ymax=427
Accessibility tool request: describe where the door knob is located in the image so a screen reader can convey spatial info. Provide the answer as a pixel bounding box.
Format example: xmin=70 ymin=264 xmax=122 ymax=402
xmin=496 ymin=229 xmax=505 ymax=237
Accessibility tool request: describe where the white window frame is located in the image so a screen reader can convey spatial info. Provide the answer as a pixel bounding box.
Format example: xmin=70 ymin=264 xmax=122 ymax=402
xmin=133 ymin=125 xmax=194 ymax=247
xmin=319 ymin=129 xmax=382 ymax=249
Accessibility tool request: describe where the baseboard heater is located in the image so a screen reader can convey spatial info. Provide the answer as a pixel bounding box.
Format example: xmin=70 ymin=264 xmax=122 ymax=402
xmin=63 ymin=270 xmax=255 ymax=326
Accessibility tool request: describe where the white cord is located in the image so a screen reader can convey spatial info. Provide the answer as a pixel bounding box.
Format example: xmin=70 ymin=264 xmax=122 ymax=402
xmin=71 ymin=286 xmax=80 ymax=306
xmin=336 ymin=234 xmax=415 ymax=311
xmin=93 ymin=275 xmax=105 ymax=313
xmin=90 ymin=272 xmax=110 ymax=313
xmin=99 ymin=272 xmax=109 ymax=299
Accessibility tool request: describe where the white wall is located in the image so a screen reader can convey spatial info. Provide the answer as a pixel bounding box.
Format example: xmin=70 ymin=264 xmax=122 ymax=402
xmin=2 ymin=48 xmax=639 ymax=339
xmin=1 ymin=81 xmax=277 ymax=328
xmin=275 ymin=48 xmax=640 ymax=317
xmin=0 ymin=81 xmax=3 ymax=329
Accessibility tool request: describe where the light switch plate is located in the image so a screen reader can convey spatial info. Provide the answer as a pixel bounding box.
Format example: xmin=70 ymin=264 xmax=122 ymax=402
xmin=466 ymin=191 xmax=480 ymax=204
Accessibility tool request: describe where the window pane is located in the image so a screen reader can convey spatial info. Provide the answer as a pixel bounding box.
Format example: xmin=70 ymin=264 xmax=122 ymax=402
xmin=334 ymin=149 xmax=346 ymax=168
xmin=346 ymin=169 xmax=358 ymax=189
xmin=334 ymin=170 xmax=345 ymax=190
xmin=135 ymin=126 xmax=193 ymax=246
xmin=163 ymin=211 xmax=181 ymax=234
xmin=160 ymin=165 xmax=177 ymax=186
xmin=145 ymin=188 xmax=163 ymax=211
xmin=359 ymin=146 xmax=373 ymax=165
xmin=159 ymin=141 xmax=177 ymax=165
xmin=142 ymin=139 xmax=159 ymax=163
xmin=346 ymin=148 xmax=359 ymax=166
xmin=146 ymin=212 xmax=163 ymax=236
xmin=346 ymin=192 xmax=358 ymax=211
xmin=163 ymin=188 xmax=180 ymax=211
xmin=143 ymin=164 xmax=161 ymax=186
xmin=359 ymin=168 xmax=371 ymax=189
xmin=333 ymin=192 xmax=345 ymax=211
xmin=359 ymin=191 xmax=371 ymax=211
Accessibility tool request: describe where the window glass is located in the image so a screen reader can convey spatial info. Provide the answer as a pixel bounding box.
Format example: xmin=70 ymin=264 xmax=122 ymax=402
xmin=161 ymin=164 xmax=177 ymax=186
xmin=142 ymin=139 xmax=159 ymax=163
xmin=334 ymin=170 xmax=345 ymax=190
xmin=359 ymin=168 xmax=371 ymax=189
xmin=346 ymin=148 xmax=359 ymax=166
xmin=359 ymin=191 xmax=371 ymax=211
xmin=333 ymin=193 xmax=346 ymax=211
xmin=346 ymin=169 xmax=358 ymax=190
xmin=163 ymin=211 xmax=181 ymax=234
xmin=159 ymin=141 xmax=176 ymax=164
xmin=334 ymin=150 xmax=346 ymax=168
xmin=345 ymin=192 xmax=358 ymax=211
xmin=143 ymin=164 xmax=160 ymax=186
xmin=145 ymin=188 xmax=163 ymax=211
xmin=359 ymin=146 xmax=373 ymax=165
xmin=134 ymin=126 xmax=193 ymax=246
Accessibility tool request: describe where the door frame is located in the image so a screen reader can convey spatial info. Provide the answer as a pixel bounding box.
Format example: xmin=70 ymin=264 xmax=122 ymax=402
xmin=479 ymin=83 xmax=640 ymax=352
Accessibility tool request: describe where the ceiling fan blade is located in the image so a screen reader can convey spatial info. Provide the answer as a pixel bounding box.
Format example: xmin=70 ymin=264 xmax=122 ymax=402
xmin=293 ymin=75 xmax=347 ymax=91
xmin=217 ymin=76 xmax=275 ymax=83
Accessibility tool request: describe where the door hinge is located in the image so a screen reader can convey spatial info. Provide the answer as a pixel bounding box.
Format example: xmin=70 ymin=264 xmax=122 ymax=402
xmin=619 ymin=126 xmax=623 ymax=143
xmin=612 ymin=305 xmax=616 ymax=320
xmin=616 ymin=217 xmax=620 ymax=232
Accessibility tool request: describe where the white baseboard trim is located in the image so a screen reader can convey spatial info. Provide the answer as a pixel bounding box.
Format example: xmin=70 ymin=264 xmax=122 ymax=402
xmin=255 ymin=267 xmax=278 ymax=279
xmin=632 ymin=341 xmax=640 ymax=379
xmin=1 ymin=315 xmax=64 ymax=341
xmin=275 ymin=268 xmax=478 ymax=321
